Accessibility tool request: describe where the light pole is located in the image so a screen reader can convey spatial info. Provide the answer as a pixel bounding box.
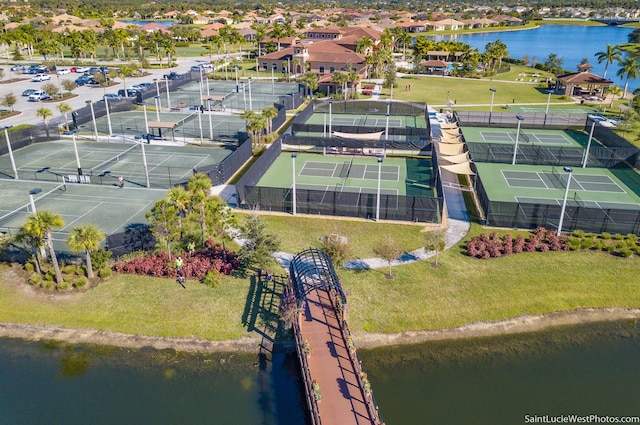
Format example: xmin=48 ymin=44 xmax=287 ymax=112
xmin=557 ymin=166 xmax=574 ymax=236
xmin=323 ymin=111 xmax=327 ymax=137
xmin=376 ymin=156 xmax=383 ymax=221
xmin=153 ymin=78 xmax=160 ymax=97
xmin=164 ymin=75 xmax=171 ymax=109
xmin=56 ymin=74 xmax=63 ymax=99
xmin=154 ymin=96 xmax=161 ymax=121
xmin=86 ymin=100 xmax=99 ymax=141
xmin=489 ymin=88 xmax=496 ymax=125
xmin=3 ymin=125 xmax=19 ymax=180
xmin=207 ymin=98 xmax=214 ymax=139
xmin=385 ymin=113 xmax=390 ymax=139
xmin=291 ymin=152 xmax=298 ymax=215
xmin=582 ymin=120 xmax=597 ymax=168
xmin=197 ymin=107 xmax=204 ymax=145
xmin=71 ymin=130 xmax=82 ymax=175
xmin=544 ymin=90 xmax=552 ymax=127
xmin=28 ymin=188 xmax=42 ymax=214
xmin=104 ymin=96 xmax=113 ymax=136
xmin=329 ymin=101 xmax=333 ymax=138
xmin=511 ymin=114 xmax=524 ymax=165
xmin=271 ymin=67 xmax=275 ymax=95
xmin=235 ymin=65 xmax=239 ymax=93
xmin=248 ymin=77 xmax=253 ymax=110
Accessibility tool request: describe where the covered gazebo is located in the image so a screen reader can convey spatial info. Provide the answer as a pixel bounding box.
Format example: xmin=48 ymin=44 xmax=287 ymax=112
xmin=555 ymin=64 xmax=613 ymax=99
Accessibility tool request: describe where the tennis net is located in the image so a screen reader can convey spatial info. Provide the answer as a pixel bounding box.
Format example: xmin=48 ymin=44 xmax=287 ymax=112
xmin=0 ymin=182 xmax=67 ymax=224
xmin=520 ymin=132 xmax=530 ymax=143
xmin=90 ymin=144 xmax=140 ymax=176
xmin=345 ymin=156 xmax=354 ymax=178
xmin=549 ymin=166 xmax=568 ymax=189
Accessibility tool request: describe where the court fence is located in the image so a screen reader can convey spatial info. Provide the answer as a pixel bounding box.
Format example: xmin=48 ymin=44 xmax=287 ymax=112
xmin=195 ymin=132 xmax=253 ymax=186
xmin=106 ymin=225 xmax=155 ymax=258
xmin=454 ymin=111 xmax=589 ymax=129
xmin=235 ymin=137 xmax=443 ymax=223
xmin=475 ymin=174 xmax=640 ymax=235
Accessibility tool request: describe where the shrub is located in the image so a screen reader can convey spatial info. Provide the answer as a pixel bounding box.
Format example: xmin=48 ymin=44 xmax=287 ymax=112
xmin=98 ymin=267 xmax=112 ymax=278
xmin=28 ymin=273 xmax=42 ymax=285
xmin=566 ymin=236 xmax=581 ymax=251
xmin=572 ymin=230 xmax=586 ymax=238
xmin=593 ymin=240 xmax=605 ymax=251
xmin=24 ymin=262 xmax=35 ymax=272
xmin=619 ymin=248 xmax=634 ymax=258
xmin=613 ymin=233 xmax=625 ymax=240
xmin=580 ymin=238 xmax=594 ymax=250
xmin=201 ymin=270 xmax=222 ymax=288
xmin=600 ymin=232 xmax=612 ymax=239
xmin=73 ymin=277 xmax=88 ymax=288
xmin=41 ymin=280 xmax=54 ymax=289
xmin=91 ymin=248 xmax=112 ymax=269
xmin=63 ymin=264 xmax=76 ymax=274
xmin=44 ymin=270 xmax=56 ymax=281
xmin=626 ymin=234 xmax=638 ymax=243
xmin=57 ymin=281 xmax=71 ymax=290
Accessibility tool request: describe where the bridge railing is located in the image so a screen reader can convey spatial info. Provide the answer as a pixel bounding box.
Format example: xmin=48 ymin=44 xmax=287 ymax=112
xmin=288 ymin=284 xmax=323 ymax=425
xmin=328 ymin=288 xmax=384 ymax=425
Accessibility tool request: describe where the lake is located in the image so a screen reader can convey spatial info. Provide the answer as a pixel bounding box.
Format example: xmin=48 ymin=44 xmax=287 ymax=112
xmin=2 ymin=320 xmax=639 ymax=424
xmin=430 ymin=25 xmax=636 ymax=90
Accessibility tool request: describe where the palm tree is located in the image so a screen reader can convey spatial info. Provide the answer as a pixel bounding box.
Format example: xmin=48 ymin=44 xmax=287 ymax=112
xmin=36 ymin=107 xmax=53 ymax=137
xmin=595 ymin=44 xmax=622 ymax=80
xmin=118 ymin=65 xmax=136 ymax=97
xmin=355 ymin=36 xmax=373 ymax=55
xmin=299 ymin=71 xmax=318 ymax=97
xmin=32 ymin=211 xmax=64 ymax=284
xmin=16 ymin=220 xmax=46 ymax=275
xmin=167 ymin=186 xmax=190 ymax=238
xmin=67 ymin=224 xmax=105 ymax=279
xmin=262 ymin=105 xmax=278 ymax=133
xmin=269 ymin=22 xmax=285 ymax=51
xmin=616 ymin=55 xmax=640 ymax=99
xmin=607 ymin=84 xmax=623 ymax=107
xmin=188 ymin=173 xmax=213 ymax=246
xmin=56 ymin=102 xmax=73 ymax=130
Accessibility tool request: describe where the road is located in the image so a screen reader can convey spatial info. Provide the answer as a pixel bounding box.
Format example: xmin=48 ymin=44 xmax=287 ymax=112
xmin=0 ymin=55 xmax=234 ymax=128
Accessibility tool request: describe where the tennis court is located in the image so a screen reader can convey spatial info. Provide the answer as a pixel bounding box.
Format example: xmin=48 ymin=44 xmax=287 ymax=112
xmin=0 ymin=140 xmax=233 ymax=188
xmin=304 ymin=112 xmax=428 ymax=129
xmin=0 ymin=179 xmax=167 ymax=252
xmin=476 ymin=162 xmax=640 ymax=206
xmin=463 ymin=127 xmax=584 ymax=147
xmin=258 ymin=152 xmax=434 ymax=198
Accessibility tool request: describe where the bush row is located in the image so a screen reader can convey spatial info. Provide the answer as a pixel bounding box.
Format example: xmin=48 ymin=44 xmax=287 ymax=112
xmin=113 ymin=238 xmax=240 ymax=279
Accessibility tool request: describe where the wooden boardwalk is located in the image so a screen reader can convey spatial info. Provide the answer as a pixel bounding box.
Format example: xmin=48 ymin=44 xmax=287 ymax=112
xmin=297 ymin=287 xmax=381 ymax=425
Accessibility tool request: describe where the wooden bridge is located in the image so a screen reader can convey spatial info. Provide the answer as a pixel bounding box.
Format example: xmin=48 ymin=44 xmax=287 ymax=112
xmin=591 ymin=17 xmax=640 ymax=25
xmin=286 ymin=248 xmax=384 ymax=425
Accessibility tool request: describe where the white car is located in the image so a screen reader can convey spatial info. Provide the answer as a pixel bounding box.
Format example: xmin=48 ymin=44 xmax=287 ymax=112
xmin=28 ymin=90 xmax=51 ymax=102
xmin=31 ymin=73 xmax=51 ymax=82
xmin=57 ymin=69 xmax=70 ymax=75
xmin=588 ymin=114 xmax=616 ymax=128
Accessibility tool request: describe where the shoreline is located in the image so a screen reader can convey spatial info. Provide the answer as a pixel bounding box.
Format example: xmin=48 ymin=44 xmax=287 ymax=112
xmin=2 ymin=307 xmax=639 ymax=353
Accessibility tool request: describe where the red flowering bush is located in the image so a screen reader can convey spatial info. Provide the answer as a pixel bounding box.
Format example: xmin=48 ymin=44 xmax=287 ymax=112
xmin=113 ymin=238 xmax=241 ymax=279
xmin=465 ymin=228 xmax=569 ymax=259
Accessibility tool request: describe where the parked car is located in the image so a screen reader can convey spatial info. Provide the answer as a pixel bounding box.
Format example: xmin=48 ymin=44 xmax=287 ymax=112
xmin=588 ymin=114 xmax=616 ymax=128
xmin=28 ymin=90 xmax=51 ymax=102
xmin=130 ymin=84 xmax=150 ymax=92
xmin=27 ymin=65 xmax=48 ymax=74
xmin=74 ymin=75 xmax=94 ymax=86
xmin=136 ymin=82 xmax=155 ymax=90
xmin=163 ymin=72 xmax=181 ymax=80
xmin=118 ymin=88 xmax=140 ymax=97
xmin=31 ymin=73 xmax=51 ymax=82
xmin=103 ymin=93 xmax=122 ymax=101
xmin=57 ymin=68 xmax=70 ymax=75
xmin=11 ymin=64 xmax=27 ymax=72
xmin=22 ymin=88 xmax=38 ymax=97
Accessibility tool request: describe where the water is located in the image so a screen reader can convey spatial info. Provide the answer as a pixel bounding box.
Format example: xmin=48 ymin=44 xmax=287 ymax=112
xmin=360 ymin=320 xmax=640 ymax=425
xmin=118 ymin=19 xmax=175 ymax=27
xmin=0 ymin=340 xmax=307 ymax=425
xmin=429 ymin=25 xmax=635 ymax=90
xmin=1 ymin=321 xmax=639 ymax=424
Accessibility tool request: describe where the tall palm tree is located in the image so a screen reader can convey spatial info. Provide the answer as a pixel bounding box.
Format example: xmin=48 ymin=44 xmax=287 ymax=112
xmin=188 ymin=173 xmax=213 ymax=245
xmin=607 ymin=84 xmax=623 ymax=107
xmin=118 ymin=65 xmax=136 ymax=97
xmin=16 ymin=220 xmax=45 ymax=275
xmin=616 ymin=55 xmax=640 ymax=99
xmin=269 ymin=22 xmax=285 ymax=51
xmin=31 ymin=211 xmax=64 ymax=284
xmin=56 ymin=102 xmax=72 ymax=130
xmin=167 ymin=186 xmax=190 ymax=238
xmin=67 ymin=224 xmax=105 ymax=279
xmin=355 ymin=36 xmax=373 ymax=55
xmin=36 ymin=107 xmax=53 ymax=137
xmin=595 ymin=44 xmax=622 ymax=79
xmin=262 ymin=105 xmax=278 ymax=133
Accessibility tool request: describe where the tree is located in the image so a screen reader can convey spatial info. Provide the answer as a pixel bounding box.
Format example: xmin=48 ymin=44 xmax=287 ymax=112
xmin=57 ymin=102 xmax=73 ymax=131
xmin=1 ymin=92 xmax=17 ymax=112
xmin=299 ymin=71 xmax=318 ymax=97
xmin=61 ymin=79 xmax=76 ymax=96
xmin=424 ymin=229 xmax=447 ymax=267
xmin=67 ymin=224 xmax=105 ymax=278
xmin=616 ymin=55 xmax=640 ymax=99
xmin=373 ymin=235 xmax=401 ymax=279
xmin=41 ymin=82 xmax=59 ymax=99
xmin=595 ymin=44 xmax=622 ymax=79
xmin=118 ymin=64 xmax=136 ymax=97
xmin=167 ymin=186 xmax=190 ymax=238
xmin=32 ymin=211 xmax=64 ymax=284
xmin=543 ymin=53 xmax=564 ymax=75
xmin=262 ymin=105 xmax=278 ymax=133
xmin=146 ymin=199 xmax=179 ymax=257
xmin=608 ymin=85 xmax=623 ymax=107
xmin=320 ymin=234 xmax=351 ymax=268
xmin=187 ymin=173 xmax=212 ymax=246
xmin=16 ymin=220 xmax=45 ymax=275
xmin=238 ymin=213 xmax=280 ymax=271
xmin=36 ymin=107 xmax=53 ymax=137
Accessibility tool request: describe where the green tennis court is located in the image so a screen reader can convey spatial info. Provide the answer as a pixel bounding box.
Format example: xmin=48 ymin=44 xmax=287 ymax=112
xmin=0 ymin=140 xmax=233 ymax=188
xmin=304 ymin=112 xmax=428 ymax=129
xmin=476 ymin=162 xmax=640 ymax=206
xmin=462 ymin=127 xmax=592 ymax=148
xmin=257 ymin=152 xmax=434 ymax=197
xmin=0 ymin=179 xmax=167 ymax=251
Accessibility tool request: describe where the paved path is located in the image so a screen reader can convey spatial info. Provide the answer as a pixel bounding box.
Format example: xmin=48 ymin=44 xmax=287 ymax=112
xmin=300 ymin=287 xmax=377 ymax=425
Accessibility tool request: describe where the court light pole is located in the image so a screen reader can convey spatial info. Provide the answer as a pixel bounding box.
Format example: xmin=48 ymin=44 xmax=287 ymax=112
xmin=207 ymin=98 xmax=213 ymax=139
xmin=291 ymin=152 xmax=298 ymax=215
xmin=385 ymin=113 xmax=390 ymax=139
xmin=248 ymin=77 xmax=253 ymax=110
xmin=153 ymin=78 xmax=160 ymax=97
xmin=557 ymin=166 xmax=573 ymax=236
xmin=511 ymin=114 xmax=524 ymax=165
xmin=582 ymin=119 xmax=597 ymax=168
xmin=104 ymin=96 xmax=113 ymax=136
xmin=3 ymin=125 xmax=19 ymax=180
xmin=71 ymin=130 xmax=82 ymax=175
xmin=323 ymin=111 xmax=327 ymax=137
xmin=489 ymin=88 xmax=496 ymax=125
xmin=86 ymin=100 xmax=99 ymax=141
xmin=329 ymin=101 xmax=333 ymax=138
xmin=271 ymin=67 xmax=275 ymax=96
xmin=28 ymin=188 xmax=42 ymax=214
xmin=154 ymin=96 xmax=161 ymax=121
xmin=164 ymin=75 xmax=171 ymax=109
xmin=545 ymin=90 xmax=552 ymax=115
xmin=197 ymin=108 xmax=204 ymax=146
xmin=376 ymin=156 xmax=383 ymax=221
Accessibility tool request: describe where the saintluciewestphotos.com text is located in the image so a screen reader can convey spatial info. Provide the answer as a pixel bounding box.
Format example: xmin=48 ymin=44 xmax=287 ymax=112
xmin=524 ymin=415 xmax=640 ymax=423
